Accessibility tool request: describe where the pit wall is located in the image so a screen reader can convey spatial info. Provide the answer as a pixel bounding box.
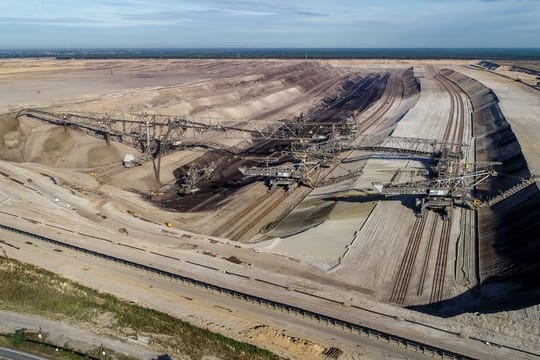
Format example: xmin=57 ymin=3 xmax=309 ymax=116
xmin=403 ymin=67 xmax=421 ymax=97
xmin=442 ymin=69 xmax=540 ymax=285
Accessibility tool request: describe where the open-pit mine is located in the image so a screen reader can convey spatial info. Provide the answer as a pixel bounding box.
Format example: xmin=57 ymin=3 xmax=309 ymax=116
xmin=0 ymin=58 xmax=539 ymax=359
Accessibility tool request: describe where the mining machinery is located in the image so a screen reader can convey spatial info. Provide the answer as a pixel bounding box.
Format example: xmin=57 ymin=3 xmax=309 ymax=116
xmin=239 ymin=136 xmax=467 ymax=191
xmin=239 ymin=162 xmax=319 ymax=191
xmin=373 ymin=167 xmax=538 ymax=217
xmin=17 ymin=108 xmax=537 ymax=210
xmin=17 ymin=108 xmax=358 ymax=153
xmin=17 ymin=108 xmax=487 ymax=207
xmin=175 ymin=162 xmax=216 ymax=195
xmin=295 ymin=132 xmax=536 ymax=216
xmin=16 ymin=108 xmax=360 ymax=189
xmin=366 ymin=135 xmax=539 ymax=217
xmin=291 ymin=134 xmax=465 ymax=160
xmin=373 ymin=160 xmax=501 ymax=218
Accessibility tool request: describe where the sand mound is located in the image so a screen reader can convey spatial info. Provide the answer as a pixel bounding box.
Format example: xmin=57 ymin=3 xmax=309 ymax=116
xmin=241 ymin=325 xmax=327 ymax=360
xmin=0 ymin=114 xmax=132 ymax=168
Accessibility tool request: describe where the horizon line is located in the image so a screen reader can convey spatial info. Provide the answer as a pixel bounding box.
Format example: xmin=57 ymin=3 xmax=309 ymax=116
xmin=2 ymin=47 xmax=540 ymax=50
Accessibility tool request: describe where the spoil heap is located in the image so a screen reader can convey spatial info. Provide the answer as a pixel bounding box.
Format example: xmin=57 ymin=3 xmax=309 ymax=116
xmin=0 ymin=113 xmax=128 ymax=168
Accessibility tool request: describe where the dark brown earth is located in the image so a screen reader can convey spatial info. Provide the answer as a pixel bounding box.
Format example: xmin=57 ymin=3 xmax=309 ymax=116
xmin=154 ymin=73 xmax=389 ymax=212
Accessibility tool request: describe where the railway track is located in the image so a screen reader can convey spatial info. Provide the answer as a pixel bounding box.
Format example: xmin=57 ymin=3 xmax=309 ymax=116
xmin=431 ymin=218 xmax=452 ymax=303
xmin=440 ymin=74 xmax=456 ymax=143
xmin=357 ymin=71 xmax=404 ymax=133
xmin=441 ymin=71 xmax=466 ymax=144
xmin=232 ymin=190 xmax=288 ymax=241
xmin=214 ymin=187 xmax=291 ymax=240
xmin=212 ymin=73 xmax=406 ymax=240
xmin=417 ymin=214 xmax=438 ymax=296
xmin=212 ymin=187 xmax=277 ymax=238
xmin=389 ymin=214 xmax=428 ymax=304
xmin=0 ymin=222 xmax=473 ymax=360
xmin=431 ymin=70 xmax=468 ymax=303
xmin=96 ymin=163 xmax=130 ymax=180
xmin=437 ymin=71 xmax=466 ymax=146
xmin=396 ymin=68 xmax=467 ymax=306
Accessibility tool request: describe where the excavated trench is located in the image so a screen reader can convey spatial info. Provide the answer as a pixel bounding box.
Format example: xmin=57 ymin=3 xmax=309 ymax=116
xmin=265 ymin=68 xmax=422 ymax=238
xmin=443 ymin=69 xmax=540 ymax=282
xmin=414 ymin=70 xmax=540 ymax=315
xmin=155 ymin=72 xmax=390 ymax=212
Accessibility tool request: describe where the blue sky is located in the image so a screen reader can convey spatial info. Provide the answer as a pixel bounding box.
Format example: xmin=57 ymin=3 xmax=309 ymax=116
xmin=0 ymin=0 xmax=538 ymax=48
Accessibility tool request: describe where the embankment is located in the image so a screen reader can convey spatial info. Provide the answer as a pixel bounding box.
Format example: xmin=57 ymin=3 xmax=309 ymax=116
xmin=442 ymin=69 xmax=540 ymax=288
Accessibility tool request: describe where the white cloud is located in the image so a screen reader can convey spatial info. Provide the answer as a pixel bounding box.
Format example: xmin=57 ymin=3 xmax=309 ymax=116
xmin=0 ymin=0 xmax=539 ymax=46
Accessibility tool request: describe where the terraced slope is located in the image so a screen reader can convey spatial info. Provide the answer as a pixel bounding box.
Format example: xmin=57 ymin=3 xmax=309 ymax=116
xmin=442 ymin=70 xmax=540 ymax=295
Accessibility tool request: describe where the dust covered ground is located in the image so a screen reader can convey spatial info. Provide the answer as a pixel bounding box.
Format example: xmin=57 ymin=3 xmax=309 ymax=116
xmin=0 ymin=58 xmax=539 ymax=359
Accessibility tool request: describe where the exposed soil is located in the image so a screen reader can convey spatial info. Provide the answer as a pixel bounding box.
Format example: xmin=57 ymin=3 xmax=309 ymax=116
xmin=442 ymin=69 xmax=540 ymax=284
xmin=0 ymin=59 xmax=539 ymax=359
xmin=154 ymin=73 xmax=389 ymax=213
xmin=0 ymin=113 xmax=132 ymax=168
xmin=408 ymin=69 xmax=540 ymax=318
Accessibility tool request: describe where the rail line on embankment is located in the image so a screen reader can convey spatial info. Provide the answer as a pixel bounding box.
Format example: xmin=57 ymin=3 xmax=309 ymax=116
xmin=0 ymin=221 xmax=482 ymax=360
xmin=1 ymin=220 xmax=538 ymax=358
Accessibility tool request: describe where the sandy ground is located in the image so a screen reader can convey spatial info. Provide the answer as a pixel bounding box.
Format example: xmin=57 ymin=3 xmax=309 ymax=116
xmin=261 ymin=63 xmax=474 ymax=307
xmin=0 ymin=310 xmax=158 ymax=359
xmin=454 ymin=65 xmax=540 ymax=176
xmin=0 ymin=59 xmax=210 ymax=113
xmin=258 ymin=68 xmax=421 ymax=266
xmin=474 ymin=62 xmax=540 ymax=88
xmin=0 ymin=115 xmax=137 ymax=168
xmin=1 ymin=229 xmax=535 ymax=360
xmin=0 ymin=58 xmax=538 ymax=358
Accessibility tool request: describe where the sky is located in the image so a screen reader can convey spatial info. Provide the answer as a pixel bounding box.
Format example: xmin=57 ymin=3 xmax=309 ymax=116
xmin=0 ymin=0 xmax=538 ymax=48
